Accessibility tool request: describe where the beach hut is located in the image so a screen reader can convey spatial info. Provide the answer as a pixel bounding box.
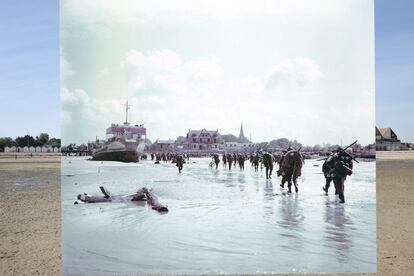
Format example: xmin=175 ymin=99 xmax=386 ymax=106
xmin=23 ymin=146 xmax=29 ymax=153
xmin=36 ymin=146 xmax=42 ymax=152
xmin=41 ymin=146 xmax=49 ymax=153
xmin=53 ymin=147 xmax=60 ymax=153
xmin=29 ymin=146 xmax=36 ymax=153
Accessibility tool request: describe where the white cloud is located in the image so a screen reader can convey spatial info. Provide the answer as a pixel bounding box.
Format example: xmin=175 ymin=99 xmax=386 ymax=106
xmin=63 ymin=51 xmax=331 ymax=144
xmin=120 ymin=50 xmax=223 ymax=97
xmin=265 ymin=57 xmax=323 ymax=89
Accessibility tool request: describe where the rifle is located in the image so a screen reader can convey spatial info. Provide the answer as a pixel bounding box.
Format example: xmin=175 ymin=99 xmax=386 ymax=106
xmin=337 ymin=140 xmax=360 ymax=163
xmin=342 ymin=140 xmax=358 ymax=152
xmin=317 ymin=140 xmax=359 ymax=163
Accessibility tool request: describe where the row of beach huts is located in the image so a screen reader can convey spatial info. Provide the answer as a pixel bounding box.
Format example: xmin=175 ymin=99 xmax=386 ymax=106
xmin=3 ymin=146 xmax=61 ymax=153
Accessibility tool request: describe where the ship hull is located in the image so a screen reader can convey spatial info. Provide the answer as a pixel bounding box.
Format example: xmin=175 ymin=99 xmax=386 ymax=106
xmin=92 ymin=150 xmax=138 ymax=163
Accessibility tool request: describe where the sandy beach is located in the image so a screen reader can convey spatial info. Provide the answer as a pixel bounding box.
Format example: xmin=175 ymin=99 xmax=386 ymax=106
xmin=1 ymin=153 xmax=413 ymax=275
xmin=0 ymin=154 xmax=61 ymax=276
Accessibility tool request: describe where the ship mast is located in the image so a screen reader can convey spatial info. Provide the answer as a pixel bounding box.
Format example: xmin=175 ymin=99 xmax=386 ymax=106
xmin=122 ymin=100 xmax=132 ymax=124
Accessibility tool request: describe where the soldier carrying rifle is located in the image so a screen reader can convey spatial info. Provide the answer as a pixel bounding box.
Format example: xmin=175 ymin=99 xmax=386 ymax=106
xmin=320 ymin=141 xmax=358 ymax=203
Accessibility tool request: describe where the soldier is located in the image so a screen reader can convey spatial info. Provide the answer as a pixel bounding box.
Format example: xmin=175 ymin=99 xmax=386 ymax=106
xmin=253 ymin=153 xmax=260 ymax=172
xmin=176 ymin=154 xmax=184 ymax=173
xmin=222 ymin=153 xmax=227 ymax=167
xmin=278 ymin=150 xmax=287 ymax=169
xmin=325 ymin=147 xmax=354 ymax=203
xmin=322 ymin=149 xmax=338 ymax=195
xmin=238 ymin=154 xmax=245 ymax=170
xmin=262 ymin=151 xmax=274 ymax=179
xmin=233 ymin=153 xmax=237 ymax=167
xmin=278 ymin=147 xmax=303 ymax=193
xmin=278 ymin=150 xmax=287 ymax=187
xmin=213 ymin=154 xmax=220 ymax=169
xmin=227 ymin=153 xmax=233 ymax=170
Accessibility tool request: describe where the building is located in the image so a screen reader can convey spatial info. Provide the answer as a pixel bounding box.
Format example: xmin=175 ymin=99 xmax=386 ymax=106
xmin=185 ymin=129 xmax=224 ymax=152
xmin=376 ymin=127 xmax=409 ymax=151
xmin=224 ymin=142 xmax=254 ymax=152
xmin=152 ymin=139 xmax=176 ymax=152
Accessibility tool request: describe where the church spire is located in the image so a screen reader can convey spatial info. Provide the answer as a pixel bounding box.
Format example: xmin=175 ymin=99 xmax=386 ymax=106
xmin=239 ymin=122 xmax=245 ymax=140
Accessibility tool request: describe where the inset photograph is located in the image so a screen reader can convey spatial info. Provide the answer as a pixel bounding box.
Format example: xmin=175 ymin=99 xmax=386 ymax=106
xmin=61 ymin=0 xmax=376 ymax=274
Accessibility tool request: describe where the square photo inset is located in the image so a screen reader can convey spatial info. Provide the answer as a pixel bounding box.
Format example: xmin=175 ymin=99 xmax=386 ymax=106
xmin=61 ymin=0 xmax=376 ymax=275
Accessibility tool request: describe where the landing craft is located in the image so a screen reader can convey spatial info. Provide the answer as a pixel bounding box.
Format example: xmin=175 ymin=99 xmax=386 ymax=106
xmin=92 ymin=101 xmax=147 ymax=163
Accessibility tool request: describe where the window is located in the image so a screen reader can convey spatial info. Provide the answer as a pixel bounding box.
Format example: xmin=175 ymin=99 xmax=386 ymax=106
xmin=193 ymin=144 xmax=196 ymax=148
xmin=214 ymin=139 xmax=216 ymax=143
xmin=193 ymin=138 xmax=196 ymax=143
xmin=207 ymin=138 xmax=210 ymax=142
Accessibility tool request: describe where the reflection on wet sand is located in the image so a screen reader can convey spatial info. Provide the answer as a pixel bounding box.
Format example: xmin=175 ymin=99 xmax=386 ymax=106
xmin=324 ymin=198 xmax=353 ymax=264
xmin=278 ymin=193 xmax=306 ymax=253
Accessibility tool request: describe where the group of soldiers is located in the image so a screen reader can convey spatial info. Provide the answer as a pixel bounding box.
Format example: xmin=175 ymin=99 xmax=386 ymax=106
xmin=150 ymin=152 xmax=189 ymax=163
xmin=150 ymin=141 xmax=357 ymax=204
xmin=211 ymin=148 xmax=303 ymax=194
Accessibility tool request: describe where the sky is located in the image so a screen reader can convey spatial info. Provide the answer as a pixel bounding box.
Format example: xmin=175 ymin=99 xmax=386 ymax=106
xmin=376 ymin=0 xmax=414 ymax=142
xmin=61 ymin=0 xmax=375 ymax=146
xmin=0 ymin=0 xmax=59 ymax=139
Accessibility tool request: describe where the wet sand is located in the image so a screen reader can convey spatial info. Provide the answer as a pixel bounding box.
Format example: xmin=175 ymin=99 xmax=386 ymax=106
xmin=0 ymin=154 xmax=61 ymax=276
xmin=281 ymin=154 xmax=414 ymax=276
xmin=1 ymin=153 xmax=413 ymax=275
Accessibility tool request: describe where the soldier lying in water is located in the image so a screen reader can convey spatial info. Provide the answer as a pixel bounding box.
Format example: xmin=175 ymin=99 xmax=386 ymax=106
xmin=76 ymin=186 xmax=168 ymax=212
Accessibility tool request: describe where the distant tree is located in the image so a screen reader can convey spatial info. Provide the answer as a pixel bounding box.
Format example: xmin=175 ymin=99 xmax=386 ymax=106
xmin=0 ymin=137 xmax=16 ymax=151
xmin=221 ymin=134 xmax=239 ymax=142
xmin=291 ymin=139 xmax=302 ymax=149
xmin=15 ymin=135 xmax=36 ymax=147
xmin=35 ymin=133 xmax=50 ymax=146
xmin=312 ymin=144 xmax=322 ymax=151
xmin=48 ymin=138 xmax=61 ymax=148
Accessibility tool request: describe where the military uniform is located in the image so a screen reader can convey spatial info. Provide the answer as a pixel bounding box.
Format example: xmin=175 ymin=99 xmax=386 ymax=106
xmin=262 ymin=152 xmax=274 ymax=179
xmin=278 ymin=147 xmax=303 ymax=193
xmin=176 ymin=155 xmax=184 ymax=173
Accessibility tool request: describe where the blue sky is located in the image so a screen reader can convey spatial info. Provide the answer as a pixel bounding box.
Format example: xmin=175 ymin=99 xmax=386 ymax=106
xmin=0 ymin=0 xmax=59 ymax=139
xmin=376 ymin=0 xmax=414 ymax=142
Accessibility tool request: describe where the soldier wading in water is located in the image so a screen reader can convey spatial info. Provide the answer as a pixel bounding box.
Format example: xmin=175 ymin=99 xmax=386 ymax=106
xmin=213 ymin=154 xmax=220 ymax=169
xmin=176 ymin=155 xmax=184 ymax=173
xmin=227 ymin=153 xmax=233 ymax=170
xmin=262 ymin=151 xmax=274 ymax=179
xmin=278 ymin=147 xmax=303 ymax=193
xmin=321 ymin=142 xmax=357 ymax=203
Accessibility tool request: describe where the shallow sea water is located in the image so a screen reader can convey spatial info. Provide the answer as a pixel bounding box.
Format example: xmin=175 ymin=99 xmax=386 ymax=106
xmin=62 ymin=156 xmax=376 ymax=275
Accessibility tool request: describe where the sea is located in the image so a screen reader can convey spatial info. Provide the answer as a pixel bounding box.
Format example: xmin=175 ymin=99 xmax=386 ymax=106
xmin=62 ymin=156 xmax=376 ymax=275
